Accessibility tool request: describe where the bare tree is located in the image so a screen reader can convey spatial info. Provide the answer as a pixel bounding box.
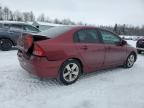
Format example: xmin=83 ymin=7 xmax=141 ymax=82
xmin=3 ymin=6 xmax=9 ymax=20
xmin=29 ymin=11 xmax=35 ymax=21
xmin=45 ymin=16 xmax=52 ymax=23
xmin=23 ymin=12 xmax=30 ymax=22
xmin=53 ymin=18 xmax=61 ymax=24
xmin=37 ymin=14 xmax=45 ymax=22
xmin=61 ymin=18 xmax=74 ymax=25
xmin=0 ymin=5 xmax=3 ymax=20
xmin=13 ymin=11 xmax=23 ymax=21
xmin=0 ymin=4 xmax=143 ymax=36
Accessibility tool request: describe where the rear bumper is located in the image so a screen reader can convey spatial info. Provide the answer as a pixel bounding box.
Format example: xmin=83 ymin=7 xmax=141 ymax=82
xmin=18 ymin=54 xmax=62 ymax=78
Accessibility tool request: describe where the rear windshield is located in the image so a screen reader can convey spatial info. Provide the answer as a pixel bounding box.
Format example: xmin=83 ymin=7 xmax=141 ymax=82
xmin=38 ymin=26 xmax=72 ymax=38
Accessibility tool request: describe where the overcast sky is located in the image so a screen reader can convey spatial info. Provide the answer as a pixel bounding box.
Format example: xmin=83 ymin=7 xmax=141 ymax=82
xmin=1 ymin=0 xmax=144 ymax=26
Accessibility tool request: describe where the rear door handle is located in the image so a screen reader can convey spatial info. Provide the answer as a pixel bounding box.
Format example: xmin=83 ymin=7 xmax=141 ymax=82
xmin=106 ymin=46 xmax=111 ymax=50
xmin=80 ymin=45 xmax=88 ymax=50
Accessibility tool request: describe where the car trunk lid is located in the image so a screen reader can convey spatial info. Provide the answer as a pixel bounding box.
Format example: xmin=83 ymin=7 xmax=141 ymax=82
xmin=17 ymin=33 xmax=50 ymax=59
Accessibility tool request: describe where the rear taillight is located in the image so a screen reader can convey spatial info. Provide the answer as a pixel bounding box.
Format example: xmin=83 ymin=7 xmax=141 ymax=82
xmin=26 ymin=36 xmax=33 ymax=46
xmin=17 ymin=34 xmax=33 ymax=52
xmin=33 ymin=44 xmax=46 ymax=56
xmin=24 ymin=35 xmax=33 ymax=49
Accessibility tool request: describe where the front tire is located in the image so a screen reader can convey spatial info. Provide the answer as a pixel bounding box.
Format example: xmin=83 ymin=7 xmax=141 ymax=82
xmin=58 ymin=59 xmax=82 ymax=85
xmin=0 ymin=39 xmax=13 ymax=51
xmin=124 ymin=53 xmax=136 ymax=68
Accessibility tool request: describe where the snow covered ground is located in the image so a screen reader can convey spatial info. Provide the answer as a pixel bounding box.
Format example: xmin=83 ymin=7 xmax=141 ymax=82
xmin=0 ymin=40 xmax=144 ymax=108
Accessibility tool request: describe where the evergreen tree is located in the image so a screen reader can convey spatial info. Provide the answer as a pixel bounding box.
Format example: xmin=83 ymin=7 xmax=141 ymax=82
xmin=113 ymin=24 xmax=118 ymax=33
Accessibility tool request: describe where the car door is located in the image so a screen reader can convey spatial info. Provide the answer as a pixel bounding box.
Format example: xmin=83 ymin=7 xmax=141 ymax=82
xmin=8 ymin=24 xmax=24 ymax=44
xmin=99 ymin=29 xmax=127 ymax=67
xmin=74 ymin=29 xmax=105 ymax=72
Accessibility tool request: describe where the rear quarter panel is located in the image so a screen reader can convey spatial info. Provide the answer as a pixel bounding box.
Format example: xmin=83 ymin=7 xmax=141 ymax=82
xmin=35 ymin=30 xmax=89 ymax=72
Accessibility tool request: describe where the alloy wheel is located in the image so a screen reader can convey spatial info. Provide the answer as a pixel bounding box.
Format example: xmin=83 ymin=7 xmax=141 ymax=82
xmin=127 ymin=54 xmax=135 ymax=67
xmin=63 ymin=63 xmax=79 ymax=82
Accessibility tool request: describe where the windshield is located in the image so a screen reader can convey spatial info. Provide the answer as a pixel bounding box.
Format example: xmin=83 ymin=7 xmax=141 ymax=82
xmin=38 ymin=26 xmax=72 ymax=38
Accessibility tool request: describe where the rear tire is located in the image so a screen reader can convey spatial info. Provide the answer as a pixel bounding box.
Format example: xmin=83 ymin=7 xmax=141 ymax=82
xmin=58 ymin=59 xmax=82 ymax=85
xmin=0 ymin=39 xmax=13 ymax=51
xmin=123 ymin=53 xmax=136 ymax=68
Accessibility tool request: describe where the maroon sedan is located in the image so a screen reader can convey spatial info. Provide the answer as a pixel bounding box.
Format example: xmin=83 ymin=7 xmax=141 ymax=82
xmin=17 ymin=26 xmax=137 ymax=85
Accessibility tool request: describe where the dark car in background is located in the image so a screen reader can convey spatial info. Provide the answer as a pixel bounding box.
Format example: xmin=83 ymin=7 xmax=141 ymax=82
xmin=0 ymin=21 xmax=40 ymax=51
xmin=136 ymin=38 xmax=144 ymax=54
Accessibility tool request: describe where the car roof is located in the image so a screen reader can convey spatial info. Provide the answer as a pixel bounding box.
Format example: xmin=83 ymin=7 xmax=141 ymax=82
xmin=61 ymin=25 xmax=118 ymax=36
xmin=0 ymin=21 xmax=32 ymax=26
xmin=56 ymin=25 xmax=97 ymax=30
xmin=60 ymin=25 xmax=110 ymax=32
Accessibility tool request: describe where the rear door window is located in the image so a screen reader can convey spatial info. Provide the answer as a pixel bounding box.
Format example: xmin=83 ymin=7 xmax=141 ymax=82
xmin=3 ymin=24 xmax=9 ymax=29
xmin=24 ymin=25 xmax=40 ymax=32
xmin=74 ymin=29 xmax=100 ymax=43
xmin=9 ymin=24 xmax=23 ymax=31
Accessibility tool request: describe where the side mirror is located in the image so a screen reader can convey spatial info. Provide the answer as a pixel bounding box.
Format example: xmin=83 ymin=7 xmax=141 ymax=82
xmin=121 ymin=40 xmax=127 ymax=46
xmin=116 ymin=40 xmax=127 ymax=46
xmin=36 ymin=26 xmax=39 ymax=29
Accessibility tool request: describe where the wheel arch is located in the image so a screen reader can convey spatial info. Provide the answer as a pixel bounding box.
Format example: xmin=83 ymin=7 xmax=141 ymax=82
xmin=129 ymin=51 xmax=137 ymax=62
xmin=61 ymin=57 xmax=84 ymax=74
xmin=0 ymin=37 xmax=15 ymax=46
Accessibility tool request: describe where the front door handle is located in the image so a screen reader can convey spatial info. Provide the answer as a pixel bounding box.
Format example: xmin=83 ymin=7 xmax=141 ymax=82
xmin=80 ymin=45 xmax=88 ymax=50
xmin=106 ymin=46 xmax=111 ymax=50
